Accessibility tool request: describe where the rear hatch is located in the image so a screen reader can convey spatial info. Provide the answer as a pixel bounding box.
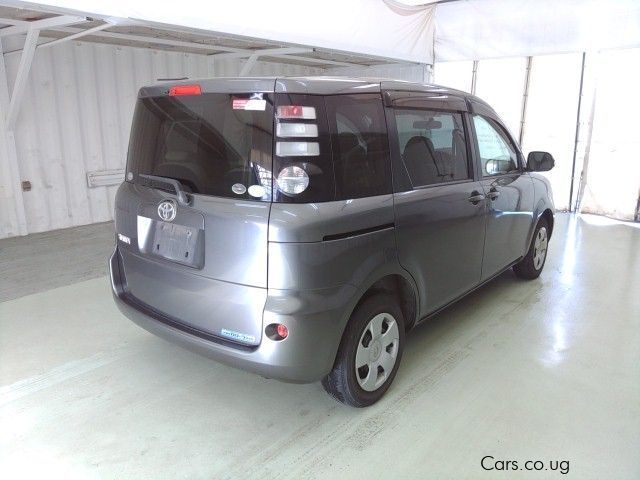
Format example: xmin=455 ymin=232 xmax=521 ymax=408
xmin=115 ymin=79 xmax=275 ymax=346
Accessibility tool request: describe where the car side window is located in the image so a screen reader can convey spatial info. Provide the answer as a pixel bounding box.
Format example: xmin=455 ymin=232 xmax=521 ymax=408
xmin=472 ymin=115 xmax=520 ymax=176
xmin=325 ymin=94 xmax=391 ymax=199
xmin=394 ymin=109 xmax=470 ymax=187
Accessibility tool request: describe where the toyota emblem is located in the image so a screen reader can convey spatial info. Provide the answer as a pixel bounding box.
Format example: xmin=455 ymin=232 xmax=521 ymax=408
xmin=157 ymin=200 xmax=177 ymax=222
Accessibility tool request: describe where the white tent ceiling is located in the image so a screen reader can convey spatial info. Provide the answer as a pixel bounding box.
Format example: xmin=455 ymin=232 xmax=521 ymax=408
xmin=0 ymin=0 xmax=437 ymax=64
xmin=2 ymin=0 xmax=639 ymax=66
xmin=435 ymin=0 xmax=640 ymax=61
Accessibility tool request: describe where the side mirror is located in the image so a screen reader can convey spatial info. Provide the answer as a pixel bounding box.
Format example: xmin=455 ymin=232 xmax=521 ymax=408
xmin=527 ymin=151 xmax=555 ymax=172
xmin=485 ymin=159 xmax=499 ymax=175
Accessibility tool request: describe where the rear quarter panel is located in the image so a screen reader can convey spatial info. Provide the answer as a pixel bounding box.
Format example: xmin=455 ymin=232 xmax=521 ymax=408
xmin=267 ymin=195 xmax=419 ymax=342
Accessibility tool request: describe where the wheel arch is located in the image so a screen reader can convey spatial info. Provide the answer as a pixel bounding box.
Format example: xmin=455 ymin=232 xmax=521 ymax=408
xmin=526 ymin=198 xmax=555 ymax=251
xmin=345 ymin=269 xmax=420 ymax=335
xmin=540 ymin=208 xmax=554 ymax=238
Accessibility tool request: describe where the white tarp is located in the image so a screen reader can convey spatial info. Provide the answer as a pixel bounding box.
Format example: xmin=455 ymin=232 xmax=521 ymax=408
xmin=5 ymin=0 xmax=436 ymax=63
xmin=435 ymin=0 xmax=640 ymax=62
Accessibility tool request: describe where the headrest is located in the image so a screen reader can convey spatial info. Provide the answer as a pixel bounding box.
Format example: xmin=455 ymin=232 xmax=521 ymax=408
xmin=413 ymin=119 xmax=442 ymax=130
xmin=404 ymin=135 xmax=435 ymax=154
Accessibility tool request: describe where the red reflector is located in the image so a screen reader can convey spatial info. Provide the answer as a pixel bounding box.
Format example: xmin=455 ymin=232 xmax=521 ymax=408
xmin=169 ymin=84 xmax=202 ymax=96
xmin=276 ymin=324 xmax=289 ymax=339
xmin=278 ymin=105 xmax=303 ymax=118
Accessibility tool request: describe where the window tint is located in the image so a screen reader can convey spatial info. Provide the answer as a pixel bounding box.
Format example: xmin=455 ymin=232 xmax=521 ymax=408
xmin=127 ymin=93 xmax=273 ymax=201
xmin=325 ymin=94 xmax=391 ymax=199
xmin=394 ymin=109 xmax=470 ymax=187
xmin=472 ymin=115 xmax=520 ymax=176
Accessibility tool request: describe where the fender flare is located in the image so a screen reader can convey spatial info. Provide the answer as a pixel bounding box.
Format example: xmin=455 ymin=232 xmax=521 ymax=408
xmin=337 ymin=261 xmax=421 ymax=339
xmin=526 ymin=198 xmax=555 ymax=250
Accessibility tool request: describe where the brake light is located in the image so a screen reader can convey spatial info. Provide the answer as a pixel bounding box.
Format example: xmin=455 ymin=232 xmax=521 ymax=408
xmin=169 ymin=84 xmax=202 ymax=96
xmin=276 ymin=105 xmax=316 ymax=119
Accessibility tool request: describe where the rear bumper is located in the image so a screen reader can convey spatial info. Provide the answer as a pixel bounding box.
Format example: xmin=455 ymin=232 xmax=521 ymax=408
xmin=110 ymin=247 xmax=354 ymax=383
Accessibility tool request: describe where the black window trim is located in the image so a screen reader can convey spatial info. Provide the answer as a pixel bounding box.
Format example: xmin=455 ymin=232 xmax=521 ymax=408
xmin=410 ymin=177 xmax=476 ymax=190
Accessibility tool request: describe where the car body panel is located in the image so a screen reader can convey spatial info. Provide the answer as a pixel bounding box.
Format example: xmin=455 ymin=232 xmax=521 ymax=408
xmin=114 ymin=175 xmax=270 ymax=347
xmin=112 ymin=247 xmax=357 ymax=382
xmin=268 ymin=194 xmax=394 ymax=243
xmin=116 ymin=247 xmax=267 ymax=346
xmin=268 ymin=227 xmax=397 ymax=291
xmin=392 ymin=185 xmax=487 ymax=315
xmin=479 ymin=173 xmax=535 ymax=279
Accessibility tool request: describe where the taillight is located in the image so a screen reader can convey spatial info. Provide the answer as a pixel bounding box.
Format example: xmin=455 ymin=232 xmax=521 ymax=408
xmin=276 ymin=123 xmax=319 ymax=138
xmin=169 ymin=84 xmax=202 ymax=96
xmin=276 ymin=166 xmax=310 ymax=195
xmin=276 ymin=142 xmax=319 ymax=157
xmin=276 ymin=105 xmax=316 ymax=119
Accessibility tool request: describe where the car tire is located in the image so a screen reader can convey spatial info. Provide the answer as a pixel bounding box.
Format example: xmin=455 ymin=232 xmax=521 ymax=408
xmin=321 ymin=294 xmax=405 ymax=407
xmin=514 ymin=217 xmax=549 ymax=280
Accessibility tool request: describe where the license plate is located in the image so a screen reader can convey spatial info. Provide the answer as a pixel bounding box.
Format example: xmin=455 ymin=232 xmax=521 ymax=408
xmin=151 ymin=221 xmax=199 ymax=265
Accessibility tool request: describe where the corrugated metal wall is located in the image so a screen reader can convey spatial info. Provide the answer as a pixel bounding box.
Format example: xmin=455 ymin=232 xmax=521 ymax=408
xmin=0 ymin=39 xmax=322 ymax=238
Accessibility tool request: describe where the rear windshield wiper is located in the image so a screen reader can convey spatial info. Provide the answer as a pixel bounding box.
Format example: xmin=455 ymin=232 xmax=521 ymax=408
xmin=139 ymin=174 xmax=191 ymax=206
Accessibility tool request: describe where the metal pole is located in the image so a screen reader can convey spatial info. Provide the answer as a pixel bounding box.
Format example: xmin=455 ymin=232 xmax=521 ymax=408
xmin=239 ymin=54 xmax=259 ymax=76
xmin=6 ymin=27 xmax=39 ymax=129
xmin=519 ymin=56 xmax=533 ymax=146
xmin=568 ymin=52 xmax=586 ymax=213
xmin=574 ymin=89 xmax=597 ymax=214
xmin=0 ymin=39 xmax=28 ymax=235
xmin=36 ymin=22 xmax=113 ymax=49
xmin=470 ymin=60 xmax=478 ymax=94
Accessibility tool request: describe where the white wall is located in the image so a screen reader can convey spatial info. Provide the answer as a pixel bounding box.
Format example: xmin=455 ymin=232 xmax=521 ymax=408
xmin=521 ymin=54 xmax=583 ymax=211
xmin=434 ymin=54 xmax=584 ymax=212
xmin=434 ymin=58 xmax=527 ymax=136
xmin=325 ymin=64 xmax=430 ymax=83
xmin=579 ymin=48 xmax=640 ymax=220
xmin=0 ymin=39 xmax=322 ymax=238
xmin=434 ymin=50 xmax=640 ymax=220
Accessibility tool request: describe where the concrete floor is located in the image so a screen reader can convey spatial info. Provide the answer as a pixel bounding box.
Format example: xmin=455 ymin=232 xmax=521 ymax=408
xmin=0 ymin=213 xmax=638 ymax=479
xmin=0 ymin=222 xmax=114 ymax=302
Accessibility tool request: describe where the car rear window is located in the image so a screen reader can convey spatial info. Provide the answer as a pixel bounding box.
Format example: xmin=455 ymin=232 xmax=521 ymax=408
xmin=126 ymin=93 xmax=274 ymax=201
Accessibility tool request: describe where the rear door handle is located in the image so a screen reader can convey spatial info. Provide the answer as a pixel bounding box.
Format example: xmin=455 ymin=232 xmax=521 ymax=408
xmin=487 ymin=188 xmax=501 ymax=200
xmin=468 ymin=191 xmax=485 ymax=204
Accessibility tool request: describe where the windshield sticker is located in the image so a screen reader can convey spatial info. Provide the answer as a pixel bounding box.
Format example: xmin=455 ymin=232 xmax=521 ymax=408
xmin=232 ymin=98 xmax=266 ymax=111
xmin=231 ymin=183 xmax=247 ymax=195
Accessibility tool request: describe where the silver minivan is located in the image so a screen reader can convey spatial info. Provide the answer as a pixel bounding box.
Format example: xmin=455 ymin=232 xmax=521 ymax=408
xmin=110 ymin=77 xmax=555 ymax=407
